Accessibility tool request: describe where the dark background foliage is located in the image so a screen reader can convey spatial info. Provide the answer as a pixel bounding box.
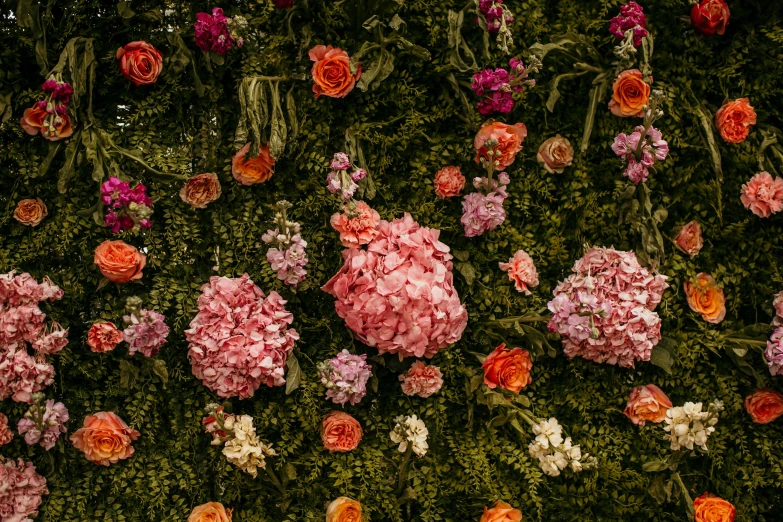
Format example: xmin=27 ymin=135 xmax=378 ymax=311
xmin=1 ymin=0 xmax=782 ymax=520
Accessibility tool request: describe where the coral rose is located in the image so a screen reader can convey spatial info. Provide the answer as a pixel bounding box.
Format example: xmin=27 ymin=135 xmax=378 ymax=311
xmin=94 ymin=240 xmax=146 ymax=284
xmin=693 ymin=493 xmax=736 ymax=522
xmin=434 ymin=166 xmax=466 ymax=198
xmin=609 ymin=69 xmax=650 ymax=118
xmin=309 ymin=45 xmax=361 ymax=99
xmin=188 ymin=502 xmax=232 ymax=522
xmin=536 ymin=135 xmax=574 ymax=173
xmin=691 ymin=0 xmax=730 ymax=36
xmin=715 ymin=98 xmax=756 ymax=143
xmin=232 ymin=143 xmax=275 ymax=185
xmin=13 ymin=198 xmax=48 ymax=227
xmin=321 ymin=411 xmax=363 ymax=453
xmin=623 ymin=384 xmax=672 ymax=426
xmin=499 ymin=250 xmax=539 ymax=295
xmin=70 ymin=411 xmax=140 ymax=466
xmin=482 ymin=343 xmax=533 ymax=393
xmin=181 ymin=173 xmax=222 ymax=208
xmin=326 ymin=497 xmax=362 ymax=522
xmin=474 ymin=122 xmax=527 ymax=170
xmin=744 ymin=389 xmax=783 ymax=424
xmin=480 ymin=500 xmax=523 ymax=522
xmin=330 ymin=201 xmax=381 ymax=248
xmin=684 ymin=273 xmax=726 ymax=324
xmin=675 ymin=221 xmax=704 ymax=258
xmin=87 ymin=321 xmax=123 ymax=353
xmin=20 ymin=105 xmax=73 ymax=141
xmin=116 ymin=41 xmax=163 ymax=86
xmin=740 ymin=171 xmax=783 ymax=218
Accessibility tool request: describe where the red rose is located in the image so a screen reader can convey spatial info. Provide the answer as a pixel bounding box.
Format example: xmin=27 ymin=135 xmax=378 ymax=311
xmin=116 ymin=41 xmax=163 ymax=86
xmin=691 ymin=0 xmax=730 ymax=36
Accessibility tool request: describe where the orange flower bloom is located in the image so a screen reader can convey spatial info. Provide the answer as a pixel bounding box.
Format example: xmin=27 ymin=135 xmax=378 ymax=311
xmin=321 ymin=411 xmax=363 ymax=453
xmin=694 ymin=493 xmax=736 ymax=522
xmin=94 ymin=240 xmax=146 ymax=284
xmin=609 ymin=69 xmax=650 ymax=118
xmin=433 ymin=166 xmax=466 ymax=198
xmin=715 ymin=98 xmax=756 ymax=143
xmin=309 ymin=45 xmax=361 ymax=99
xmin=20 ymin=104 xmax=73 ymax=141
xmin=675 ymin=221 xmax=704 ymax=258
xmin=70 ymin=411 xmax=140 ymax=466
xmin=330 ymin=201 xmax=381 ymax=248
xmin=744 ymin=389 xmax=783 ymax=424
xmin=480 ymin=501 xmax=523 ymax=522
xmin=232 ymin=143 xmax=275 ymax=185
xmin=684 ymin=273 xmax=726 ymax=324
xmin=87 ymin=322 xmax=123 ymax=353
xmin=13 ymin=198 xmax=48 ymax=226
xmin=474 ymin=122 xmax=527 ymax=171
xmin=325 ymin=497 xmax=362 ymax=522
xmin=188 ymin=502 xmax=232 ymax=522
xmin=623 ymin=384 xmax=672 ymax=426
xmin=482 ymin=343 xmax=533 ymax=393
xmin=181 ymin=173 xmax=222 ymax=208
xmin=116 ymin=41 xmax=163 ymax=86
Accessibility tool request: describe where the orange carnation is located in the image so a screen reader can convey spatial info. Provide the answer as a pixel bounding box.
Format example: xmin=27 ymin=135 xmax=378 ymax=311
xmin=13 ymin=198 xmax=48 ymax=226
xmin=694 ymin=493 xmax=736 ymax=522
xmin=309 ymin=45 xmax=361 ymax=99
xmin=20 ymin=104 xmax=73 ymax=141
xmin=608 ymin=69 xmax=650 ymax=118
xmin=684 ymin=272 xmax=726 ymax=324
xmin=188 ymin=502 xmax=232 ymax=522
xmin=232 ymin=143 xmax=275 ymax=186
xmin=482 ymin=343 xmax=533 ymax=393
xmin=474 ymin=122 xmax=527 ymax=171
xmin=321 ymin=411 xmax=363 ymax=453
xmin=325 ymin=497 xmax=362 ymax=522
xmin=94 ymin=240 xmax=146 ymax=284
xmin=70 ymin=411 xmax=140 ymax=466
xmin=480 ymin=500 xmax=523 ymax=522
xmin=433 ymin=166 xmax=466 ymax=198
xmin=744 ymin=389 xmax=783 ymax=424
xmin=87 ymin=321 xmax=123 ymax=353
xmin=715 ymin=98 xmax=756 ymax=143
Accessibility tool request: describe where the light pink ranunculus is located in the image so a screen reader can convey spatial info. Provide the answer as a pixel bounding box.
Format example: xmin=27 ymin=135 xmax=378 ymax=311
xmin=330 ymin=201 xmax=381 ymax=248
xmin=399 ymin=361 xmax=443 ymax=398
xmin=499 ymin=250 xmax=539 ymax=295
xmin=740 ymin=171 xmax=783 ymax=218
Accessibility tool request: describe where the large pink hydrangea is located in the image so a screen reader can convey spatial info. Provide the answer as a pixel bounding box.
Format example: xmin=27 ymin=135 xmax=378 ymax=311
xmin=322 ymin=213 xmax=468 ymax=359
xmin=547 ymin=247 xmax=669 ymax=367
xmin=185 ymin=274 xmax=299 ymax=399
xmin=0 ymin=457 xmax=48 ymax=521
xmin=0 ymin=345 xmax=55 ymax=403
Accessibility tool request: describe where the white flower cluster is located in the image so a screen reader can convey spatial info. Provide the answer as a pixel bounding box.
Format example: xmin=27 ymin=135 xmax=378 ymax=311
xmin=528 ymin=418 xmax=593 ymax=477
xmin=203 ymin=405 xmax=277 ymax=478
xmin=390 ymin=414 xmax=429 ymax=457
xmin=663 ymin=401 xmax=723 ymax=452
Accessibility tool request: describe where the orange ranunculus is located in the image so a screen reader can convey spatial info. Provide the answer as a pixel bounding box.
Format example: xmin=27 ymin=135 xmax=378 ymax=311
xmin=684 ymin=272 xmax=726 ymax=324
xmin=20 ymin=104 xmax=73 ymax=141
xmin=188 ymin=502 xmax=233 ymax=522
xmin=309 ymin=45 xmax=361 ymax=99
xmin=609 ymin=69 xmax=650 ymax=118
xmin=675 ymin=221 xmax=704 ymax=258
xmin=232 ymin=143 xmax=275 ymax=185
xmin=623 ymin=384 xmax=672 ymax=426
xmin=70 ymin=411 xmax=140 ymax=466
xmin=116 ymin=41 xmax=163 ymax=86
xmin=87 ymin=321 xmax=123 ymax=353
xmin=474 ymin=122 xmax=527 ymax=171
xmin=433 ymin=166 xmax=466 ymax=198
xmin=482 ymin=343 xmax=533 ymax=393
xmin=715 ymin=98 xmax=756 ymax=144
xmin=321 ymin=411 xmax=363 ymax=453
xmin=693 ymin=493 xmax=736 ymax=522
xmin=94 ymin=240 xmax=146 ymax=284
xmin=180 ymin=173 xmax=222 ymax=208
xmin=480 ymin=500 xmax=523 ymax=522
xmin=13 ymin=198 xmax=48 ymax=226
xmin=744 ymin=389 xmax=783 ymax=424
xmin=325 ymin=497 xmax=362 ymax=522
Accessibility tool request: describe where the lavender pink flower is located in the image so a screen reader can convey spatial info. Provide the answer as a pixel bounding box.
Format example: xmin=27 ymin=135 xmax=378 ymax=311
xmin=461 ymin=173 xmax=510 ymax=237
xmin=609 ymin=1 xmax=648 ymax=46
xmin=612 ymin=126 xmax=669 ymax=184
xmin=17 ymin=398 xmax=69 ymax=451
xmin=318 ymin=350 xmax=372 ymax=405
xmin=0 ymin=457 xmax=48 ymax=521
xmin=766 ymin=327 xmax=783 ymax=377
xmin=122 ymin=309 xmax=170 ymax=358
xmin=262 ymin=204 xmax=308 ymax=287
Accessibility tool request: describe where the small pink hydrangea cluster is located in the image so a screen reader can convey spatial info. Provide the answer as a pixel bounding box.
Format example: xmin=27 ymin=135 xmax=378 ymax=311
xmin=477 ymin=0 xmax=514 ymax=32
xmin=17 ymin=395 xmax=69 ymax=451
xmin=186 ymin=274 xmax=299 ymax=399
xmin=194 ymin=7 xmax=246 ymax=55
xmin=101 ymin=176 xmax=153 ymax=233
xmin=322 ymin=213 xmax=468 ymax=359
xmin=262 ymin=200 xmax=308 ymax=287
xmin=122 ymin=308 xmax=170 ymax=358
xmin=461 ymin=173 xmax=510 ymax=237
xmin=764 ymin=290 xmax=783 ymax=376
xmin=609 ymin=1 xmax=648 ymax=46
xmin=0 ymin=457 xmax=48 ymax=521
xmin=612 ymin=126 xmax=669 ymax=184
xmin=547 ymin=247 xmax=669 ymax=367
xmin=317 ymin=350 xmax=372 ymax=405
xmin=399 ymin=361 xmax=443 ymax=398
xmin=326 ymin=153 xmax=368 ymax=201
xmin=471 ymin=58 xmax=535 ymax=115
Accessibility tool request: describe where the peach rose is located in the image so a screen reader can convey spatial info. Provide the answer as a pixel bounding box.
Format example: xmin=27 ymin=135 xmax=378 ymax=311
xmin=20 ymin=104 xmax=74 ymax=141
xmin=623 ymin=384 xmax=672 ymax=426
xmin=482 ymin=343 xmax=533 ymax=394
xmin=675 ymin=221 xmax=703 ymax=258
xmin=536 ymin=135 xmax=574 ymax=173
xmin=232 ymin=143 xmax=275 ymax=186
xmin=70 ymin=411 xmax=140 ymax=466
xmin=684 ymin=272 xmax=726 ymax=324
xmin=13 ymin=198 xmax=48 ymax=226
xmin=474 ymin=122 xmax=527 ymax=171
xmin=499 ymin=249 xmax=539 ymax=295
xmin=434 ymin=166 xmax=466 ymax=198
xmin=188 ymin=502 xmax=232 ymax=522
xmin=87 ymin=322 xmax=123 ymax=353
xmin=309 ymin=45 xmax=361 ymax=99
xmin=321 ymin=411 xmax=363 ymax=453
xmin=326 ymin=497 xmax=362 ymax=522
xmin=609 ymin=69 xmax=650 ymax=118
xmin=480 ymin=501 xmax=523 ymax=522
xmin=116 ymin=41 xmax=163 ymax=86
xmin=330 ymin=201 xmax=381 ymax=248
xmin=181 ymin=173 xmax=222 ymax=208
xmin=694 ymin=493 xmax=736 ymax=522
xmin=715 ymin=98 xmax=756 ymax=143
xmin=94 ymin=240 xmax=146 ymax=284
xmin=744 ymin=389 xmax=783 ymax=424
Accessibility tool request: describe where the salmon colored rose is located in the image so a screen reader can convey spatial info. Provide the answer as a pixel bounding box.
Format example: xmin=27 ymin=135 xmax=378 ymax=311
xmin=715 ymin=98 xmax=756 ymax=144
xmin=480 ymin=500 xmax=523 ymax=522
xmin=609 ymin=69 xmax=650 ymax=118
xmin=309 ymin=45 xmax=361 ymax=99
xmin=694 ymin=493 xmax=736 ymax=522
xmin=20 ymin=104 xmax=73 ymax=141
xmin=181 ymin=173 xmax=222 ymax=208
xmin=482 ymin=343 xmax=533 ymax=393
xmin=321 ymin=411 xmax=363 ymax=453
xmin=536 ymin=135 xmax=574 ymax=174
xmin=744 ymin=389 xmax=783 ymax=424
xmin=94 ymin=240 xmax=146 ymax=284
xmin=474 ymin=122 xmax=528 ymax=171
xmin=188 ymin=502 xmax=232 ymax=522
xmin=70 ymin=411 xmax=140 ymax=466
xmin=326 ymin=497 xmax=362 ymax=522
xmin=623 ymin=384 xmax=672 ymax=426
xmin=116 ymin=41 xmax=163 ymax=86
xmin=434 ymin=166 xmax=466 ymax=198
xmin=87 ymin=321 xmax=123 ymax=353
xmin=684 ymin=272 xmax=726 ymax=324
xmin=13 ymin=198 xmax=48 ymax=226
xmin=232 ymin=143 xmax=275 ymax=185
xmin=675 ymin=221 xmax=703 ymax=258
xmin=691 ymin=0 xmax=730 ymax=37
xmin=330 ymin=201 xmax=381 ymax=248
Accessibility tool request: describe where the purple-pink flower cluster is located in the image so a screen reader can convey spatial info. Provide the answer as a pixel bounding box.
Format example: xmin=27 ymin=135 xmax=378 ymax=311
xmin=547 ymin=247 xmax=669 ymax=368
xmin=612 ymin=126 xmax=669 ymax=184
xmin=609 ymin=1 xmax=648 ymax=47
xmin=40 ymin=77 xmax=73 ymax=111
xmin=185 ymin=274 xmax=299 ymax=399
xmin=317 ymin=350 xmax=372 ymax=406
xmin=764 ymin=291 xmax=783 ymax=376
xmin=101 ymin=176 xmax=153 ymax=233
xmin=326 ymin=152 xmax=367 ymax=200
xmin=471 ymin=58 xmax=533 ymax=115
xmin=194 ymin=7 xmax=244 ymax=55
xmin=461 ymin=173 xmax=510 ymax=237
xmin=122 ymin=309 xmax=170 ymax=358
xmin=17 ymin=396 xmax=69 ymax=451
xmin=478 ymin=0 xmax=514 ymax=32
xmin=0 ymin=457 xmax=48 ymax=521
xmin=262 ymin=201 xmax=308 ymax=287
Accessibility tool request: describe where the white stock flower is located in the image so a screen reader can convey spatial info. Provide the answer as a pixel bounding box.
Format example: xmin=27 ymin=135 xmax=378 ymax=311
xmin=390 ymin=414 xmax=429 ymax=457
xmin=663 ymin=401 xmax=720 ymax=452
xmin=220 ymin=415 xmax=277 ymax=477
xmin=532 ymin=418 xmax=563 ymax=448
xmin=528 ymin=419 xmax=593 ymax=477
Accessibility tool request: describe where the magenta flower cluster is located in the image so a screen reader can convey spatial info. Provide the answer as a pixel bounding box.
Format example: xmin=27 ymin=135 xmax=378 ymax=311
xmin=194 ymin=7 xmax=242 ymax=55
xmin=185 ymin=274 xmax=299 ymax=399
xmin=122 ymin=309 xmax=170 ymax=358
xmin=17 ymin=397 xmax=69 ymax=451
xmin=317 ymin=350 xmax=372 ymax=406
xmin=609 ymin=1 xmax=648 ymax=47
xmin=461 ymin=173 xmax=510 ymax=237
xmin=101 ymin=176 xmax=153 ymax=233
xmin=478 ymin=0 xmax=514 ymax=32
xmin=0 ymin=457 xmax=48 ymax=521
xmin=326 ymin=152 xmax=367 ymax=200
xmin=262 ymin=202 xmax=308 ymax=287
xmin=612 ymin=126 xmax=669 ymax=184
xmin=547 ymin=247 xmax=669 ymax=368
xmin=322 ymin=213 xmax=468 ymax=359
xmin=39 ymin=77 xmax=73 ymax=114
xmin=471 ymin=58 xmax=532 ymax=115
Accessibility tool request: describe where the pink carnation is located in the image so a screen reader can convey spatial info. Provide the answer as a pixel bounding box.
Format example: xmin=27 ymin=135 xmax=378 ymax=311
xmin=740 ymin=171 xmax=783 ymax=218
xmin=0 ymin=457 xmax=48 ymax=521
xmin=399 ymin=361 xmax=443 ymax=398
xmin=330 ymin=201 xmax=381 ymax=248
xmin=322 ymin=213 xmax=468 ymax=359
xmin=122 ymin=309 xmax=170 ymax=358
xmin=0 ymin=345 xmax=55 ymax=403
xmin=434 ymin=166 xmax=466 ymax=199
xmin=499 ymin=250 xmax=539 ymax=295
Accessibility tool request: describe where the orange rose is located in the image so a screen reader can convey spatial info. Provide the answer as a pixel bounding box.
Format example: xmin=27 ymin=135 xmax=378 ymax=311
xmin=188 ymin=502 xmax=232 ymax=522
xmin=609 ymin=69 xmax=650 ymax=118
xmin=326 ymin=497 xmax=362 ymax=522
xmin=309 ymin=45 xmax=361 ymax=98
xmin=684 ymin=272 xmax=726 ymax=324
xmin=321 ymin=411 xmax=363 ymax=453
xmin=474 ymin=122 xmax=527 ymax=171
xmin=694 ymin=493 xmax=736 ymax=522
xmin=744 ymin=389 xmax=783 ymax=424
xmin=433 ymin=166 xmax=466 ymax=198
xmin=94 ymin=240 xmax=146 ymax=284
xmin=20 ymin=104 xmax=73 ymax=141
xmin=70 ymin=411 xmax=140 ymax=466
xmin=623 ymin=384 xmax=672 ymax=426
xmin=715 ymin=98 xmax=756 ymax=143
xmin=232 ymin=143 xmax=275 ymax=185
xmin=480 ymin=501 xmax=523 ymax=522
xmin=87 ymin=321 xmax=123 ymax=353
xmin=116 ymin=41 xmax=163 ymax=86
xmin=482 ymin=343 xmax=533 ymax=393
xmin=181 ymin=173 xmax=222 ymax=208
xmin=13 ymin=198 xmax=48 ymax=226
xmin=675 ymin=221 xmax=703 ymax=258
xmin=536 ymin=135 xmax=574 ymax=174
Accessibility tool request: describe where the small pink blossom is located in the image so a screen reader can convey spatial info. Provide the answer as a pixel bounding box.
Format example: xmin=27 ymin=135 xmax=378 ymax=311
xmin=123 ymin=309 xmax=170 ymax=358
xmin=17 ymin=398 xmax=69 ymax=451
xmin=674 ymin=221 xmax=704 ymax=258
xmin=399 ymin=361 xmax=443 ymax=398
xmin=0 ymin=345 xmax=55 ymax=403
xmin=31 ymin=323 xmax=69 ymax=355
xmin=612 ymin=126 xmax=669 ymax=184
xmin=433 ymin=166 xmax=466 ymax=199
xmin=330 ymin=201 xmax=381 ymax=248
xmin=318 ymin=350 xmax=372 ymax=405
xmin=499 ymin=250 xmax=539 ymax=295
xmin=740 ymin=171 xmax=783 ymax=218
xmin=0 ymin=413 xmax=12 ymax=446
xmin=766 ymin=327 xmax=783 ymax=376
xmin=461 ymin=174 xmax=510 ymax=237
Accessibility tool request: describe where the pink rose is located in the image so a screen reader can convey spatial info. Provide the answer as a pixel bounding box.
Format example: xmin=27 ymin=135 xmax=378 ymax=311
xmin=536 ymin=135 xmax=574 ymax=174
xmin=674 ymin=221 xmax=704 ymax=258
xmin=740 ymin=171 xmax=783 ymax=218
xmin=330 ymin=201 xmax=381 ymax=247
xmin=499 ymin=250 xmax=539 ymax=295
xmin=433 ymin=166 xmax=466 ymax=198
xmin=399 ymin=361 xmax=443 ymax=398
xmin=116 ymin=41 xmax=163 ymax=86
xmin=623 ymin=384 xmax=672 ymax=426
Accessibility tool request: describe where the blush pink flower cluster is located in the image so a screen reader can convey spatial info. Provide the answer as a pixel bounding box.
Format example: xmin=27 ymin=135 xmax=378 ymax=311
xmin=764 ymin=291 xmax=783 ymax=376
xmin=17 ymin=396 xmax=69 ymax=451
xmin=186 ymin=274 xmax=299 ymax=399
xmin=547 ymin=247 xmax=669 ymax=367
xmin=318 ymin=350 xmax=372 ymax=405
xmin=323 ymin=213 xmax=468 ymax=359
xmin=262 ymin=201 xmax=308 ymax=287
xmin=122 ymin=309 xmax=170 ymax=358
xmin=740 ymin=171 xmax=783 ymax=218
xmin=0 ymin=457 xmax=48 ymax=522
xmin=399 ymin=361 xmax=443 ymax=398
xmin=612 ymin=126 xmax=669 ymax=184
xmin=0 ymin=413 xmax=12 ymax=446
xmin=461 ymin=173 xmax=510 ymax=237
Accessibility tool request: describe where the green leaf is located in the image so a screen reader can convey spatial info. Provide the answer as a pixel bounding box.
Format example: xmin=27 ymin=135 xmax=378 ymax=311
xmin=35 ymin=142 xmax=61 ymax=179
xmin=649 ymin=342 xmax=674 ymax=374
xmin=151 ymin=359 xmax=168 ymax=388
xmin=642 ymin=460 xmax=669 ymax=472
xmin=546 ymin=71 xmax=588 ymax=112
xmin=119 ymin=360 xmax=139 ymax=389
xmin=117 ymin=0 xmax=135 ymax=18
xmin=580 ymin=74 xmax=610 ymax=152
xmin=268 ymin=81 xmax=288 ymax=159
xmin=57 ymin=134 xmax=80 ymax=194
xmin=285 ymin=354 xmax=301 ymax=395
xmin=281 ymin=463 xmax=297 ymax=485
xmin=455 ymin=261 xmax=476 ymax=286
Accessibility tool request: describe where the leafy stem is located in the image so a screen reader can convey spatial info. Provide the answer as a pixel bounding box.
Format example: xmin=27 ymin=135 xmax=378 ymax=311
xmin=396 ymin=444 xmax=414 ymax=496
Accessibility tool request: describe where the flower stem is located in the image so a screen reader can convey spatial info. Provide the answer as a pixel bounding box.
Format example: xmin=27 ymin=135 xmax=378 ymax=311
xmin=672 ymin=471 xmax=694 ymax=516
xmin=265 ymin=466 xmax=286 ymax=497
xmin=396 ymin=444 xmax=414 ymax=496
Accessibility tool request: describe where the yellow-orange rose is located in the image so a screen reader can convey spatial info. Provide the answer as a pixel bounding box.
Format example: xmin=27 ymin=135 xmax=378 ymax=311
xmin=94 ymin=240 xmax=146 ymax=284
xmin=69 ymin=411 xmax=140 ymax=466
xmin=326 ymin=497 xmax=362 ymax=522
xmin=608 ymin=69 xmax=650 ymax=118
xmin=188 ymin=502 xmax=232 ymax=522
xmin=181 ymin=173 xmax=222 ymax=208
xmin=232 ymin=143 xmax=275 ymax=186
xmin=480 ymin=500 xmax=523 ymax=522
xmin=13 ymin=198 xmax=48 ymax=226
xmin=684 ymin=272 xmax=726 ymax=324
xmin=693 ymin=493 xmax=736 ymax=522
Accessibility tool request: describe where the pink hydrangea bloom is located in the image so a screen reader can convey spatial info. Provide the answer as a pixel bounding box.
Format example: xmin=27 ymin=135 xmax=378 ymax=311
xmin=773 ymin=290 xmax=783 ymax=325
xmin=31 ymin=323 xmax=69 ymax=355
xmin=0 ymin=344 xmax=55 ymax=403
xmin=399 ymin=361 xmax=443 ymax=398
xmin=17 ymin=399 xmax=69 ymax=451
xmin=547 ymin=247 xmax=669 ymax=367
xmin=609 ymin=1 xmax=648 ymax=46
xmin=322 ymin=213 xmax=468 ymax=359
xmin=318 ymin=350 xmax=372 ymax=405
xmin=186 ymin=274 xmax=299 ymax=399
xmin=0 ymin=457 xmax=48 ymax=521
xmin=0 ymin=413 xmax=12 ymax=446
xmin=330 ymin=201 xmax=381 ymax=248
xmin=740 ymin=171 xmax=783 ymax=218
xmin=766 ymin=327 xmax=783 ymax=376
xmin=461 ymin=174 xmax=510 ymax=237
xmin=122 ymin=310 xmax=170 ymax=358
xmin=499 ymin=250 xmax=539 ymax=295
